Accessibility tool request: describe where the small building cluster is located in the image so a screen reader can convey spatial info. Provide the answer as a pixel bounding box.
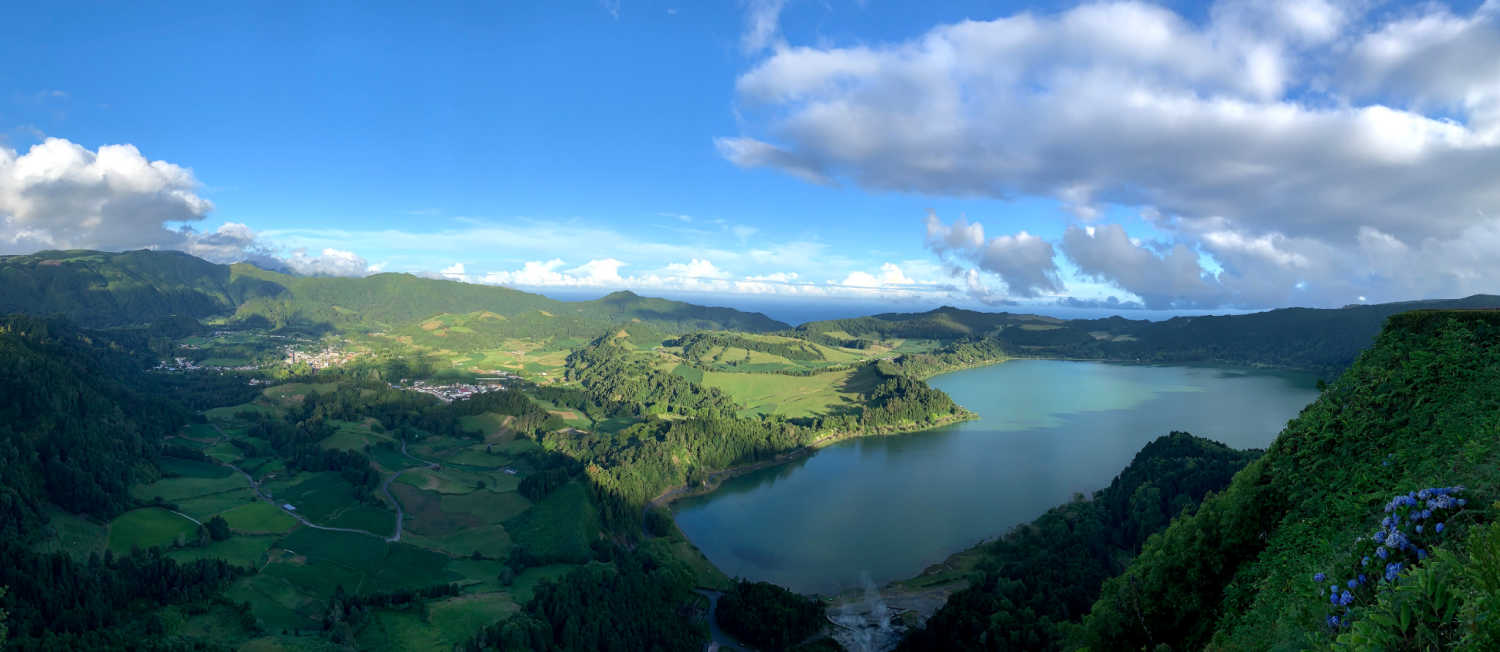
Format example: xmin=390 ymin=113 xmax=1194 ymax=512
xmin=283 ymin=345 xmax=358 ymax=369
xmin=396 ymin=380 xmax=506 ymax=402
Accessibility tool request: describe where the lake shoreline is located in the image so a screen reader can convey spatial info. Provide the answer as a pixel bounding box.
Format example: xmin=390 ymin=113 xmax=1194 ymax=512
xmin=648 ymin=408 xmax=980 ymax=510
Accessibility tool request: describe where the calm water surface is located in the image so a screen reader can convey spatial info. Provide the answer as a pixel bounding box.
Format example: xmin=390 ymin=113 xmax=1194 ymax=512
xmin=672 ymin=360 xmax=1321 ymax=595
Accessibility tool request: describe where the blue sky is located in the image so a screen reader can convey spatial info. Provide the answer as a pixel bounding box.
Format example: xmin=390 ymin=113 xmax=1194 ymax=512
xmin=3 ymin=0 xmax=1499 ymax=314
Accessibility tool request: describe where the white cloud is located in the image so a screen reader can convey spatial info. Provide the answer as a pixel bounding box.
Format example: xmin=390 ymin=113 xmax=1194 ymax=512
xmin=741 ymin=0 xmax=788 ymax=55
xmin=441 ymin=262 xmax=468 ymax=282
xmin=0 ymin=138 xmax=213 ymax=254
xmin=284 ymin=248 xmax=372 ymax=277
xmin=0 ymin=138 xmax=381 ymax=277
xmin=727 ymin=1 xmax=1500 ymax=308
xmin=480 ymin=256 xmax=950 ymax=302
xmin=1061 ymin=224 xmax=1225 ymax=309
xmin=924 ymin=212 xmax=1061 ymax=298
xmin=662 ymin=258 xmax=728 ymax=279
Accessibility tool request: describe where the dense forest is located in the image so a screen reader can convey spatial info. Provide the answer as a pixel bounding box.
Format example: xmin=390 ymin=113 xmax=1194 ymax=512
xmin=898 ymin=432 xmax=1260 ymax=650
xmin=0 ymin=315 xmax=251 ymax=648
xmin=460 ymin=549 xmax=705 ymax=652
xmin=716 ymin=580 xmax=830 ymax=650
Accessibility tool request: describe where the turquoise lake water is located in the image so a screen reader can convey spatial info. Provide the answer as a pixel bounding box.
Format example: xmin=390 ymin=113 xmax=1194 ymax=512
xmin=672 ymin=359 xmax=1322 ymax=595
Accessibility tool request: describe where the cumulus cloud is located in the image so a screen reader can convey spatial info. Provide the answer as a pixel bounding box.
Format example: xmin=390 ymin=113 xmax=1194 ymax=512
xmin=0 ymin=138 xmax=213 ymax=253
xmin=726 ymin=1 xmax=1500 ymax=308
xmin=1061 ymin=224 xmax=1225 ymax=309
xmin=0 ymin=138 xmax=376 ymax=276
xmin=924 ymin=212 xmax=1061 ymax=298
xmin=284 ymin=248 xmax=372 ymax=277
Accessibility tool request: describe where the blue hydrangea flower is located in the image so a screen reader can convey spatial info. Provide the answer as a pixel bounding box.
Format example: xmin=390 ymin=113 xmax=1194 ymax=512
xmin=1314 ymin=572 xmax=1326 ymax=582
xmin=1347 ymin=579 xmax=1357 ymax=589
xmin=1416 ymin=524 xmax=1424 ymax=533
xmin=1436 ymin=522 xmax=1445 ymax=533
xmin=1339 ymin=590 xmax=1353 ymax=606
xmin=1361 ymin=556 xmax=1370 ymax=567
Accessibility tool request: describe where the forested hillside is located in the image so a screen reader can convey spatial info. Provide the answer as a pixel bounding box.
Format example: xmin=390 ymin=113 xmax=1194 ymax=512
xmin=0 ymin=315 xmax=248 ymax=647
xmin=898 ymin=432 xmax=1259 ymax=651
xmin=1081 ymin=310 xmax=1500 ymax=650
xmin=0 ymin=250 xmax=282 ymax=327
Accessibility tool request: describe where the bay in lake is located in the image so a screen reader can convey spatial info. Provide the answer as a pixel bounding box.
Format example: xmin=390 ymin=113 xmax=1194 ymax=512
xmin=672 ymin=359 xmax=1321 ymax=595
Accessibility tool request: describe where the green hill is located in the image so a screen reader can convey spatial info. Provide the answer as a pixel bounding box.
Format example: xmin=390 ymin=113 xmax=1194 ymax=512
xmin=0 ymin=250 xmax=283 ymax=328
xmin=0 ymin=250 xmax=788 ymax=336
xmin=1080 ymin=310 xmax=1500 ymax=650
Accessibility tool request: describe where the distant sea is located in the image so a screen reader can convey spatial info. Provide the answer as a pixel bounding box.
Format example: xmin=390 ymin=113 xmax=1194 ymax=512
xmin=533 ymin=288 xmax=1247 ymax=326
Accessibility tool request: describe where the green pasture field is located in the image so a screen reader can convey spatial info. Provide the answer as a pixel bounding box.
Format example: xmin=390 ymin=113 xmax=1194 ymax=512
xmin=168 ymin=534 xmax=279 ymax=567
xmin=701 ymin=366 xmax=875 ymax=418
xmin=441 ymin=488 xmax=532 ymax=524
xmin=326 ymin=504 xmax=397 ymax=535
xmin=107 ymin=507 xmax=200 ymax=554
xmin=402 ymin=523 xmax=512 ymax=559
xmin=369 ymin=445 xmax=424 ymax=471
xmin=354 ymin=594 xmax=518 ymax=652
xmin=220 ymin=501 xmax=299 ymax=533
xmin=159 ymin=456 xmax=233 ymax=478
xmin=319 ymin=420 xmax=391 ymax=451
xmin=174 ymin=488 xmax=258 ymax=521
xmin=270 ymin=472 xmax=390 ymax=526
xmin=274 ymin=528 xmax=455 ymax=590
xmin=458 ymin=412 xmax=513 ymax=441
xmin=132 ymin=474 xmax=247 ymax=505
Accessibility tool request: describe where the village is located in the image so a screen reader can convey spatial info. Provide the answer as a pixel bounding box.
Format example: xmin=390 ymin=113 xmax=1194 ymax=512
xmin=394 ymin=378 xmax=508 ymax=402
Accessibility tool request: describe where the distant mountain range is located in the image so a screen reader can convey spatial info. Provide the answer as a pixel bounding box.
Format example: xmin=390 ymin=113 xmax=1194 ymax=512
xmin=797 ymin=296 xmax=1500 ymax=375
xmin=4 ymin=248 xmax=1497 ymax=375
xmin=0 ymin=250 xmax=788 ymax=335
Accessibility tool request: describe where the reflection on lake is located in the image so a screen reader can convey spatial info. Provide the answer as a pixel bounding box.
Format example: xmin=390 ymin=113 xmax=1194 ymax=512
xmin=673 ymin=360 xmax=1321 ymax=595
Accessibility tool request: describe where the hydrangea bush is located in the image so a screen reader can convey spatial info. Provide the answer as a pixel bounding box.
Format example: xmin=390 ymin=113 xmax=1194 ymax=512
xmin=1312 ymin=487 xmax=1470 ymax=630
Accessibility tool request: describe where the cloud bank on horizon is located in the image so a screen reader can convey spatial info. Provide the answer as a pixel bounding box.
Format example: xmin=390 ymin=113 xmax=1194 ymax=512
xmin=4 ymin=0 xmax=1499 ymax=311
xmin=721 ymin=0 xmax=1500 ymax=308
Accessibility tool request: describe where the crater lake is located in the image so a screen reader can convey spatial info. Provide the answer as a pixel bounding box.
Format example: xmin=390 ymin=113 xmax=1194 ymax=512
xmin=672 ymin=359 xmax=1322 ymax=595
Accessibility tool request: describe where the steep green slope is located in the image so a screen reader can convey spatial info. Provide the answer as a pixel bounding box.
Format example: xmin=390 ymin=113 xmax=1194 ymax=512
xmin=898 ymin=432 xmax=1259 ymax=651
xmin=0 ymin=315 xmax=249 ymax=648
xmin=0 ymin=314 xmax=189 ymax=536
xmin=1081 ymin=310 xmax=1500 ymax=650
xmin=0 ymin=250 xmax=283 ymax=327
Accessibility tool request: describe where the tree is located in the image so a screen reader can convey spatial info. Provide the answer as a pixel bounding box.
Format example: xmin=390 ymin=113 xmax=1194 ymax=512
xmin=206 ymin=515 xmax=232 ymax=541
